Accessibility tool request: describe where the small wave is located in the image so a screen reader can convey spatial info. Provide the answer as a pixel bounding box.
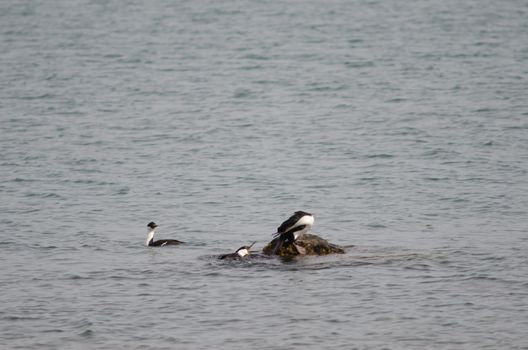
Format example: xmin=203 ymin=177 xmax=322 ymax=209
xmin=366 ymin=153 xmax=394 ymax=159
xmin=3 ymin=315 xmax=40 ymax=321
xmin=345 ymin=60 xmax=374 ymax=68
xmin=24 ymin=192 xmax=62 ymax=199
xmin=404 ymin=263 xmax=432 ymax=271
xmin=240 ymin=64 xmax=264 ymax=70
xmin=80 ymin=329 xmax=94 ymax=337
xmin=115 ymin=187 xmax=130 ymax=195
xmin=241 ymin=53 xmax=269 ymax=60
xmin=348 ymin=38 xmax=364 ymax=45
xmin=474 ymin=107 xmax=496 ymax=113
xmin=366 ymin=223 xmax=386 ymax=228
xmin=233 ymin=89 xmax=252 ymax=98
xmin=18 ymin=93 xmax=54 ymax=100
xmin=64 ymin=274 xmax=89 ymax=280
xmin=43 ymin=329 xmax=64 ymax=333
xmin=439 ymin=197 xmax=469 ymax=203
xmin=462 ymin=275 xmax=498 ymax=282
xmin=386 ymin=97 xmax=407 ymax=103
xmin=13 ymin=177 xmax=37 ymax=183
xmin=425 ymin=177 xmax=449 ymax=181
xmin=306 ymin=83 xmax=349 ymax=92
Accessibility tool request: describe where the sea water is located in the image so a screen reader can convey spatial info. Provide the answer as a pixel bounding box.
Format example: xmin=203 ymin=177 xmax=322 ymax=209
xmin=1 ymin=0 xmax=527 ymax=349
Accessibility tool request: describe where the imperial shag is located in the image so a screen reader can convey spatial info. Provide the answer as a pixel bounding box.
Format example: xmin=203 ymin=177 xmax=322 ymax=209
xmin=218 ymin=242 xmax=256 ymax=260
xmin=271 ymin=211 xmax=314 ymax=255
xmin=145 ymin=222 xmax=183 ymax=247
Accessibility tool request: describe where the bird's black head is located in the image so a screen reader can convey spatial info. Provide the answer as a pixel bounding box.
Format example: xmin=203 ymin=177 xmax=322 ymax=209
xmin=147 ymin=222 xmax=158 ymax=229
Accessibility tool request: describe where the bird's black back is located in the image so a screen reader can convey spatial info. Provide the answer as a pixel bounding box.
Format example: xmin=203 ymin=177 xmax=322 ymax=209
xmin=218 ymin=252 xmax=238 ymax=260
xmin=149 ymin=239 xmax=183 ymax=246
xmin=276 ymin=211 xmax=312 ymax=234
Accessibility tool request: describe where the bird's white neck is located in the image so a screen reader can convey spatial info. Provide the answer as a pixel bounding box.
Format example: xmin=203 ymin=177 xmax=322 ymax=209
xmin=237 ymin=248 xmax=249 ymax=257
xmin=290 ymin=215 xmax=314 ymax=240
xmin=293 ymin=227 xmax=308 ymax=240
xmin=293 ymin=218 xmax=313 ymax=239
xmin=146 ymin=228 xmax=156 ymax=246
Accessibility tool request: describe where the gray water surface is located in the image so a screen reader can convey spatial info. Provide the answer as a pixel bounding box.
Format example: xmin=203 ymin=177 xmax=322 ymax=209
xmin=1 ymin=0 xmax=528 ymax=349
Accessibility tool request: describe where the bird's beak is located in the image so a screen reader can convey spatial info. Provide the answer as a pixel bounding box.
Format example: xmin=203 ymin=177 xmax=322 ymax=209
xmin=248 ymin=241 xmax=256 ymax=250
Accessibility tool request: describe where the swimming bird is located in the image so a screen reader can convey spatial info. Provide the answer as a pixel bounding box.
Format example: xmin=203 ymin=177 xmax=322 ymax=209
xmin=145 ymin=222 xmax=183 ymax=247
xmin=218 ymin=242 xmax=256 ymax=260
xmin=271 ymin=211 xmax=314 ymax=255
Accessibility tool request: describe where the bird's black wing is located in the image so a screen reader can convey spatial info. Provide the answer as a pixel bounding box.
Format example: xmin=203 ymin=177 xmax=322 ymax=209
xmin=151 ymin=239 xmax=183 ymax=246
xmin=276 ymin=211 xmax=311 ymax=234
xmin=218 ymin=253 xmax=237 ymax=260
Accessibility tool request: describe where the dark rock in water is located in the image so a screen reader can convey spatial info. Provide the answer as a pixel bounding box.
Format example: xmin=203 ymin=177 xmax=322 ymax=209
xmin=262 ymin=233 xmax=345 ymax=256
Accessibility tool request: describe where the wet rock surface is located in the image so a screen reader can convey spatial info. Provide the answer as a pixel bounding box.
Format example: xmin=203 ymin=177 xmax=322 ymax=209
xmin=262 ymin=233 xmax=345 ymax=256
